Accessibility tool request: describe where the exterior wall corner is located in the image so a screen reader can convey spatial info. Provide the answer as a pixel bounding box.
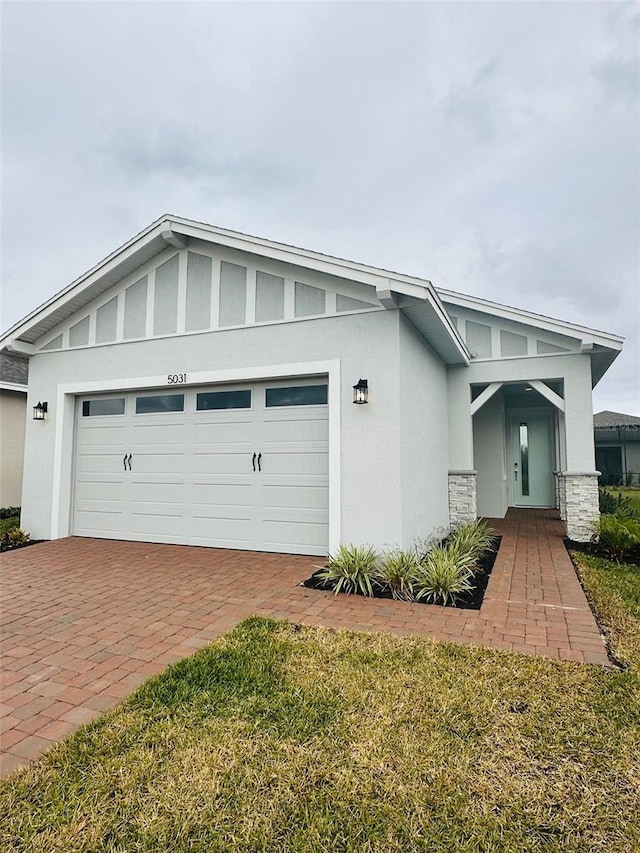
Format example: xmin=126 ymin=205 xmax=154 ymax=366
xmin=448 ymin=470 xmax=477 ymax=526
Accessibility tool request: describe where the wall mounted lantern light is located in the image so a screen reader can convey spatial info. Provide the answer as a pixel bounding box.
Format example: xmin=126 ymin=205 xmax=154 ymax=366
xmin=33 ymin=401 xmax=48 ymax=421
xmin=352 ymin=378 xmax=368 ymax=405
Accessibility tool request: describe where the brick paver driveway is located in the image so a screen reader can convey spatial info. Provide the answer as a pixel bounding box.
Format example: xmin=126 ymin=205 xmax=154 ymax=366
xmin=1 ymin=509 xmax=608 ymax=776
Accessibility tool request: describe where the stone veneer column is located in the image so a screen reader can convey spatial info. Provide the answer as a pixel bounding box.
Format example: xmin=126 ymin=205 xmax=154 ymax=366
xmin=448 ymin=470 xmax=477 ymax=526
xmin=561 ymin=471 xmax=600 ymax=542
xmin=555 ymin=472 xmax=567 ymax=521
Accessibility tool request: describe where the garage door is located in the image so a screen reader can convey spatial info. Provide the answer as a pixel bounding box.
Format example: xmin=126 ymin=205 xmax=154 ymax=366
xmin=73 ymin=380 xmax=329 ymax=555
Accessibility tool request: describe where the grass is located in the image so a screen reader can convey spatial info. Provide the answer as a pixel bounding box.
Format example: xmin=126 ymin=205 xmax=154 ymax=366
xmin=2 ymin=612 xmax=640 ymax=853
xmin=572 ymin=550 xmax=640 ymax=670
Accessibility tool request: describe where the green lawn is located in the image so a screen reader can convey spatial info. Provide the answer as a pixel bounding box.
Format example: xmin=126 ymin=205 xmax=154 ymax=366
xmin=572 ymin=550 xmax=640 ymax=669
xmin=2 ymin=575 xmax=640 ymax=852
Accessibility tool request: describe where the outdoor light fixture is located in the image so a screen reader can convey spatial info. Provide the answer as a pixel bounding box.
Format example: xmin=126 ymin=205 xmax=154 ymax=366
xmin=33 ymin=401 xmax=48 ymax=421
xmin=352 ymin=378 xmax=368 ymax=405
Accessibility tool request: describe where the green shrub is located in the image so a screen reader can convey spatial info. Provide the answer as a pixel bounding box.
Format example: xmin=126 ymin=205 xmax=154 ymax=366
xmin=1 ymin=527 xmax=30 ymax=549
xmin=316 ymin=544 xmax=379 ymax=596
xmin=593 ymin=514 xmax=640 ymax=561
xmin=0 ymin=506 xmax=20 ymax=521
xmin=0 ymin=516 xmax=20 ymax=536
xmin=598 ymin=488 xmax=637 ymax=519
xmin=376 ymin=549 xmax=420 ymax=601
xmin=414 ymin=546 xmax=474 ymax=606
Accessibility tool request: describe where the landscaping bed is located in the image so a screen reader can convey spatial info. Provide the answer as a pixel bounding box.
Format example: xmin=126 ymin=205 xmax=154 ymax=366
xmin=303 ymin=534 xmax=501 ymax=610
xmin=566 ymin=538 xmax=640 ymax=566
xmin=0 ymin=539 xmax=46 ymax=553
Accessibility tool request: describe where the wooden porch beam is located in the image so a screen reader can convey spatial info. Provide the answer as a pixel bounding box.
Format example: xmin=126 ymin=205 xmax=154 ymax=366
xmin=529 ymin=380 xmax=565 ymax=412
xmin=470 ymin=382 xmax=503 ymax=416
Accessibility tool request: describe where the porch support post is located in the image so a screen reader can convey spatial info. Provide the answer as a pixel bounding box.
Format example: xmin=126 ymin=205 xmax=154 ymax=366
xmin=558 ymin=360 xmax=600 ymax=541
xmin=447 ymin=367 xmax=477 ymax=526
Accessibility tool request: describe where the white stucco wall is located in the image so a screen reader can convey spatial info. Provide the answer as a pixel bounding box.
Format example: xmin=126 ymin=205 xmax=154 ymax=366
xmin=472 ymin=393 xmax=507 ymax=519
xmin=398 ymin=315 xmax=449 ymax=545
xmin=0 ymin=389 xmax=27 ymax=507
xmin=447 ymin=365 xmax=474 ymax=470
xmin=625 ymin=443 xmax=640 ymax=480
xmin=22 ymin=309 xmax=444 ymax=551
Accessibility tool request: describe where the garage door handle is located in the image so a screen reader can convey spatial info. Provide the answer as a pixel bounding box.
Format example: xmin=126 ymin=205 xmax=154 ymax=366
xmin=127 ymin=454 xmax=132 ymax=471
xmin=252 ymin=452 xmax=257 ymax=472
xmin=257 ymin=452 xmax=262 ymax=472
xmin=123 ymin=454 xmax=127 ymax=471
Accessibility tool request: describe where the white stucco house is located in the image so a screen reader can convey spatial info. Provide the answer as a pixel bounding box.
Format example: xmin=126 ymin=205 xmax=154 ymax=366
xmin=0 ymin=216 xmax=623 ymax=554
xmin=0 ymin=351 xmax=28 ymax=507
xmin=594 ymin=411 xmax=640 ymax=486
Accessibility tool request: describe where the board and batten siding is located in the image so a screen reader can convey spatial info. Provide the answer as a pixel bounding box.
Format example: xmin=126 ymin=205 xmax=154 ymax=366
xmin=36 ymin=242 xmax=381 ymax=354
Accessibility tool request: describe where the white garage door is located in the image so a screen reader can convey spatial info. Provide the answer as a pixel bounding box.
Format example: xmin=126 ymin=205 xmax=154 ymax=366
xmin=73 ymin=380 xmax=329 ymax=555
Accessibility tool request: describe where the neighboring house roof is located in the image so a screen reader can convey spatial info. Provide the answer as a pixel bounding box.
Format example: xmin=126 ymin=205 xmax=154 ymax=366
xmin=0 ymin=351 xmax=28 ymax=392
xmin=594 ymin=410 xmax=640 ymax=429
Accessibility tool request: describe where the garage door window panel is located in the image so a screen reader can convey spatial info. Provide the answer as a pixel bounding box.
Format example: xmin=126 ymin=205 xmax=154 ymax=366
xmin=265 ymin=385 xmax=328 ymax=407
xmin=135 ymin=394 xmax=185 ymax=414
xmin=82 ymin=398 xmax=126 ymax=416
xmin=196 ymin=390 xmax=252 ymax=410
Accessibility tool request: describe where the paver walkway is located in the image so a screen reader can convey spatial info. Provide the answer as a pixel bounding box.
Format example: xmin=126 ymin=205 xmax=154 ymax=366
xmin=1 ymin=508 xmax=608 ymax=777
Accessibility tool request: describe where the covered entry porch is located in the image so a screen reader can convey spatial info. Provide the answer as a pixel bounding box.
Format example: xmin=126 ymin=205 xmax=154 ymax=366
xmin=447 ymin=360 xmax=600 ymax=541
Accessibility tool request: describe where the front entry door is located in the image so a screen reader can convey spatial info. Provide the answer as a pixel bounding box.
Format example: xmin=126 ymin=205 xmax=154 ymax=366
xmin=509 ymin=410 xmax=554 ymax=507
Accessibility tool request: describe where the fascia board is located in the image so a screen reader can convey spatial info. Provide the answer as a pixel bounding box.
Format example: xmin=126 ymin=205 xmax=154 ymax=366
xmin=168 ymin=218 xmax=428 ymax=292
xmin=437 ymin=288 xmax=624 ymax=350
xmin=0 ymin=381 xmax=28 ymax=393
xmin=394 ymin=288 xmax=470 ymax=363
xmin=0 ymin=217 xmax=171 ymax=350
xmin=168 ymin=216 xmax=441 ymax=290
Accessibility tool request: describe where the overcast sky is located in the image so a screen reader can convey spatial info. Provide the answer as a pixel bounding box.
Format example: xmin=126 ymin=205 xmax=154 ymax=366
xmin=2 ymin=1 xmax=638 ymax=413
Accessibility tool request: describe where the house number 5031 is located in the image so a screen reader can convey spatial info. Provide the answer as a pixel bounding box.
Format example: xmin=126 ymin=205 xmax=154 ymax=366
xmin=167 ymin=373 xmax=187 ymax=384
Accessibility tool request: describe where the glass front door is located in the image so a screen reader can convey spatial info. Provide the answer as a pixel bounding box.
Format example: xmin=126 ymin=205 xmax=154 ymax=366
xmin=509 ymin=410 xmax=554 ymax=507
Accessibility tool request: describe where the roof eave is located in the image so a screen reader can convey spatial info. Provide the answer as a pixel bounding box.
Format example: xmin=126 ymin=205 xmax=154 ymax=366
xmin=1 ymin=215 xmax=470 ymax=362
xmin=0 ymin=215 xmax=175 ymax=352
xmin=437 ymin=287 xmax=625 ymax=351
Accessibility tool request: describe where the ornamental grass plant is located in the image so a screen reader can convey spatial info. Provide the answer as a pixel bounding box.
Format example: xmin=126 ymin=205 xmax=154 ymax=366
xmin=316 ymin=521 xmax=496 ymax=606
xmin=413 ymin=545 xmax=474 ymax=606
xmin=316 ymin=544 xmax=378 ymax=596
xmin=375 ymin=549 xmax=421 ymax=601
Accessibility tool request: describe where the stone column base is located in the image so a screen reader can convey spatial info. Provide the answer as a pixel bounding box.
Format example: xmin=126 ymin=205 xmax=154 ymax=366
xmin=448 ymin=470 xmax=477 ymax=527
xmin=557 ymin=471 xmax=600 ymax=542
xmin=554 ymin=471 xmax=567 ymax=520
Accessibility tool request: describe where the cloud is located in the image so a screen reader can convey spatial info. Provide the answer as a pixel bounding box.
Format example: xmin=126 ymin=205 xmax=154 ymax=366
xmin=1 ymin=1 xmax=638 ymax=412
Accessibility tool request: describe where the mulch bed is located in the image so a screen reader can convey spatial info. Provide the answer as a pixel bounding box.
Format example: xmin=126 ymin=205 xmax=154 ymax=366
xmin=0 ymin=539 xmax=47 ymax=553
xmin=302 ymin=536 xmax=501 ymax=611
xmin=564 ymin=538 xmax=640 ymax=565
